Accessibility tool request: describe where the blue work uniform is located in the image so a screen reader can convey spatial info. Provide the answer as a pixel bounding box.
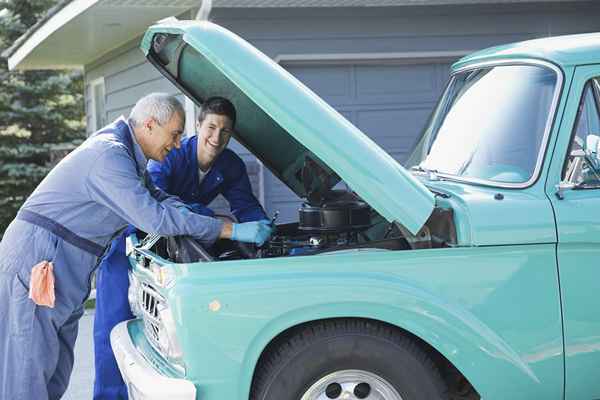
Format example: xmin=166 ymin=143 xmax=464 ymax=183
xmin=93 ymin=135 xmax=267 ymax=400
xmin=0 ymin=118 xmax=224 ymax=400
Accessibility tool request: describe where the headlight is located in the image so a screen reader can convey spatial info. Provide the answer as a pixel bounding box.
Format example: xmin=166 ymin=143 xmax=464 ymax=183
xmin=128 ymin=272 xmax=142 ymax=317
xmin=157 ymin=305 xmax=184 ymax=362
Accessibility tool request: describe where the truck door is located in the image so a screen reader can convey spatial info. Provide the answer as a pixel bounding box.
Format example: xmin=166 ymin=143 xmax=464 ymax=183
xmin=548 ymin=65 xmax=600 ymax=400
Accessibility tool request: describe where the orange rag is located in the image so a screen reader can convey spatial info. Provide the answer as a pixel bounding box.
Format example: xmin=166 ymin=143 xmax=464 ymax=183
xmin=29 ymin=260 xmax=55 ymax=308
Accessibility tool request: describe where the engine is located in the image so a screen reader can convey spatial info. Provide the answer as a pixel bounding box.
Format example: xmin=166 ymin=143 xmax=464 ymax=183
xmin=148 ymin=189 xmax=415 ymax=264
xmin=146 ymin=182 xmax=456 ymax=263
xmin=260 ymin=196 xmax=381 ymax=257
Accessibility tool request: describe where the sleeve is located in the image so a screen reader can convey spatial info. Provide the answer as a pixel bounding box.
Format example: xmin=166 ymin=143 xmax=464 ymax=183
xmin=222 ymin=156 xmax=268 ymax=223
xmin=147 ymin=157 xmax=172 ymax=193
xmin=187 ymin=202 xmax=216 ymax=217
xmin=86 ymin=147 xmax=223 ymax=244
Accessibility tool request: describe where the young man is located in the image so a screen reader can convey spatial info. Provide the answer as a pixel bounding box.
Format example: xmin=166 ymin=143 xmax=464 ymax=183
xmin=93 ymin=97 xmax=269 ymax=399
xmin=0 ymin=93 xmax=272 ymax=400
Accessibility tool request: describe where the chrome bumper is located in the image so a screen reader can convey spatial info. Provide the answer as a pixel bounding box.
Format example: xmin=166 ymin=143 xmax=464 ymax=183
xmin=110 ymin=320 xmax=196 ymax=400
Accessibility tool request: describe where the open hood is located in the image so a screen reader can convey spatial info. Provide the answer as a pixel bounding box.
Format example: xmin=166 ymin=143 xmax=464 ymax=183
xmin=141 ymin=19 xmax=434 ymax=234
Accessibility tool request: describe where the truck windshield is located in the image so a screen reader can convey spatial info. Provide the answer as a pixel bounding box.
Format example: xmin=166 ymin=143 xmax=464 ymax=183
xmin=407 ymin=64 xmax=559 ymax=185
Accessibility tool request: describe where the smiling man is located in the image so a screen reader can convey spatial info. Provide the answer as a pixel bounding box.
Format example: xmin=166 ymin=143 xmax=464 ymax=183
xmin=93 ymin=97 xmax=271 ymax=400
xmin=0 ymin=93 xmax=272 ymax=400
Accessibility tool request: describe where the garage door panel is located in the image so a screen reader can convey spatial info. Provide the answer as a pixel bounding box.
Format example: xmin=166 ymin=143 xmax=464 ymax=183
xmin=356 ymin=64 xmax=439 ymax=103
xmin=356 ymin=107 xmax=433 ymax=136
xmin=287 ymin=64 xmax=443 ymax=106
xmin=286 ymin=65 xmax=352 ymax=103
xmin=266 ymin=172 xmax=300 ymax=199
xmin=356 ymin=107 xmax=432 ymax=159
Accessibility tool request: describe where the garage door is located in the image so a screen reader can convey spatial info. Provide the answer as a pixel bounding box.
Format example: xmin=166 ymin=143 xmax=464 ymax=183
xmin=263 ymin=62 xmax=452 ymax=222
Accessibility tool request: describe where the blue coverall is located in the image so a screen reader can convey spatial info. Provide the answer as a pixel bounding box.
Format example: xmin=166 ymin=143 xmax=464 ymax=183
xmin=93 ymin=134 xmax=267 ymax=399
xmin=0 ymin=118 xmax=224 ymax=400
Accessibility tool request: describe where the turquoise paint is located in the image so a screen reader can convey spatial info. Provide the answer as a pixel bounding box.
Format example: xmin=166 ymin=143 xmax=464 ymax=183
xmin=546 ymin=64 xmax=600 ymax=399
xmin=421 ymin=180 xmax=557 ymax=246
xmin=454 ymin=32 xmax=600 ymax=70
xmin=161 ymin=245 xmax=562 ymax=400
xmin=122 ymin=20 xmax=600 ymax=400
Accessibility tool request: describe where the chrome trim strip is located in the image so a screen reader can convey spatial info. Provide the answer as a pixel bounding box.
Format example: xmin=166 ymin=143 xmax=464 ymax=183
xmin=420 ymin=58 xmax=564 ymax=189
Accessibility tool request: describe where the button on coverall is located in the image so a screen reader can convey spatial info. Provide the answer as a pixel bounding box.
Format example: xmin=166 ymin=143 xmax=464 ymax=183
xmin=93 ymin=135 xmax=267 ymax=399
xmin=0 ymin=118 xmax=223 ymax=400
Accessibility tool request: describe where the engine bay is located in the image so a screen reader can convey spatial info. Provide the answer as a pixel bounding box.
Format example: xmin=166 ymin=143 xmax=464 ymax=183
xmin=144 ymin=188 xmax=456 ymax=264
xmin=140 ymin=155 xmax=456 ymax=263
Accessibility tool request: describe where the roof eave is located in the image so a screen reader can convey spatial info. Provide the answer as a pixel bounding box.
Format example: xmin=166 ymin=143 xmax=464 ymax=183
xmin=5 ymin=0 xmax=197 ymax=71
xmin=6 ymin=0 xmax=99 ymax=70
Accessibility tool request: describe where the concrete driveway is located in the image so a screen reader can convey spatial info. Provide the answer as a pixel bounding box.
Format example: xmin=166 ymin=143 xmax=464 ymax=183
xmin=62 ymin=310 xmax=94 ymax=400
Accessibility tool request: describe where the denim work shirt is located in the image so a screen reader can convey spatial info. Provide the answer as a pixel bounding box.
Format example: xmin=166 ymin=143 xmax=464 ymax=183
xmin=20 ymin=117 xmax=224 ymax=248
xmin=147 ymin=135 xmax=267 ymax=222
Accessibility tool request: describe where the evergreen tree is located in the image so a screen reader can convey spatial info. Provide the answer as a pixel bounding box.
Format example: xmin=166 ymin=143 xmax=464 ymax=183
xmin=0 ymin=0 xmax=85 ymax=237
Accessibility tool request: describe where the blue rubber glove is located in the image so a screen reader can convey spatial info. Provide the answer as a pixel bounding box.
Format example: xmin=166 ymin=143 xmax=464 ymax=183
xmin=231 ymin=220 xmax=274 ymax=246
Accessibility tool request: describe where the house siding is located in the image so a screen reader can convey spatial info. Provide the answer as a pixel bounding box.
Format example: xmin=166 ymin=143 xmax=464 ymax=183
xmin=83 ymin=1 xmax=600 ymax=218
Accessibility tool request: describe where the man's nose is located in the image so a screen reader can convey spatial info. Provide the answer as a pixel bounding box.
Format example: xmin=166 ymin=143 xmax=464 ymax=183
xmin=214 ymin=129 xmax=226 ymax=143
xmin=174 ymin=136 xmax=182 ymax=149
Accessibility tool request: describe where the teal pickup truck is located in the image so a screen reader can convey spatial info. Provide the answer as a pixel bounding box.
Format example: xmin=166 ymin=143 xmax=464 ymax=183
xmin=110 ymin=18 xmax=600 ymax=400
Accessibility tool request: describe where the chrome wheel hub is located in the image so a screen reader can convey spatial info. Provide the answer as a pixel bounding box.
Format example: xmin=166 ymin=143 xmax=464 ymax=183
xmin=301 ymin=369 xmax=403 ymax=400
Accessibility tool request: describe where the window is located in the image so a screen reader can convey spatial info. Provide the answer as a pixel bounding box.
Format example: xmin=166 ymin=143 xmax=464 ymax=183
xmin=413 ymin=63 xmax=558 ymax=185
xmin=563 ymin=79 xmax=600 ymax=188
xmin=90 ymin=78 xmax=106 ymax=131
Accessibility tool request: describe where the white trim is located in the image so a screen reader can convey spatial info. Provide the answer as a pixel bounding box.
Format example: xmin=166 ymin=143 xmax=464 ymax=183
xmin=8 ymin=0 xmax=100 ymax=71
xmin=89 ymin=77 xmax=106 ymax=132
xmin=184 ymin=96 xmax=196 ymax=137
xmin=275 ymin=51 xmax=472 ymax=66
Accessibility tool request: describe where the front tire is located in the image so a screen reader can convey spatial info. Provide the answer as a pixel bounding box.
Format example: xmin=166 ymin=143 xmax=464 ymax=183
xmin=251 ymin=319 xmax=449 ymax=400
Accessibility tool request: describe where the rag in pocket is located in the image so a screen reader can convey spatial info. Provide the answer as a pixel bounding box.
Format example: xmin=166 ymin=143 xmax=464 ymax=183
xmin=29 ymin=260 xmax=55 ymax=308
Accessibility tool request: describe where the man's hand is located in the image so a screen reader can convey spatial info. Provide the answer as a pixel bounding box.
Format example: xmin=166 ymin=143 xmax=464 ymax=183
xmin=230 ymin=220 xmax=274 ymax=246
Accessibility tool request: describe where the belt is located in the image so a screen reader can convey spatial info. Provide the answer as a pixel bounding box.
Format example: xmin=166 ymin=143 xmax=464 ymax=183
xmin=16 ymin=209 xmax=105 ymax=257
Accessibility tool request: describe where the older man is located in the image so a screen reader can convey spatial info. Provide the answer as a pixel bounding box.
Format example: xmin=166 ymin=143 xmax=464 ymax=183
xmin=0 ymin=93 xmax=272 ymax=400
xmin=93 ymin=97 xmax=269 ymax=399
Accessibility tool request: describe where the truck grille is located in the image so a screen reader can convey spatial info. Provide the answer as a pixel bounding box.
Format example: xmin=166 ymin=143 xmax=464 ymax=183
xmin=139 ymin=282 xmax=166 ymax=353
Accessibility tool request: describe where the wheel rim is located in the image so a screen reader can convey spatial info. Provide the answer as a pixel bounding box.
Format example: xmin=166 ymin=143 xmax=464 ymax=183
xmin=300 ymin=369 xmax=403 ymax=400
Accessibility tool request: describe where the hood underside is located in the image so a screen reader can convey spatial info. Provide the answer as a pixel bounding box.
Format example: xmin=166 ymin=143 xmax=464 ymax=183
xmin=141 ymin=19 xmax=435 ymax=234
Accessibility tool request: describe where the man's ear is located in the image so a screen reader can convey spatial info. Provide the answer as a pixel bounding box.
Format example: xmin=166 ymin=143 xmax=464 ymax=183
xmin=144 ymin=117 xmax=155 ymax=134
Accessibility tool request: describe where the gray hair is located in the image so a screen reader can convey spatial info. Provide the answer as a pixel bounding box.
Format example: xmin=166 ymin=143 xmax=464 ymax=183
xmin=129 ymin=93 xmax=185 ymax=127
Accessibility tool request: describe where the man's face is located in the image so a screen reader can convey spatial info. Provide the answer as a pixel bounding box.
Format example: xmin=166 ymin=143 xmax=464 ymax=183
xmin=143 ymin=112 xmax=184 ymax=161
xmin=196 ymin=113 xmax=233 ymax=166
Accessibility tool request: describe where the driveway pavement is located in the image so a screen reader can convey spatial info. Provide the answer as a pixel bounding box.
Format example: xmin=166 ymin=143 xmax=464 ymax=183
xmin=62 ymin=310 xmax=95 ymax=400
